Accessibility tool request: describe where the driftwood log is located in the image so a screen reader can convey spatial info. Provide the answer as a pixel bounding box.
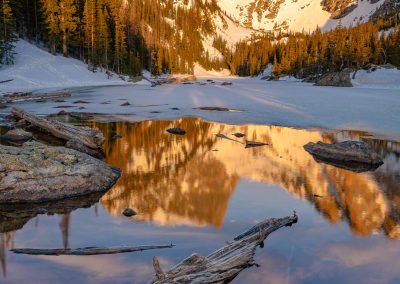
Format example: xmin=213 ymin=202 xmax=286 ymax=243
xmin=11 ymin=107 xmax=104 ymax=149
xmin=0 ymin=92 xmax=71 ymax=103
xmin=151 ymin=213 xmax=298 ymax=284
xmin=11 ymin=244 xmax=174 ymax=256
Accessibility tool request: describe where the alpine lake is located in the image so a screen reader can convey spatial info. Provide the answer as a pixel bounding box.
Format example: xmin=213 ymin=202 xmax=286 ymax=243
xmin=1 ymin=116 xmax=399 ymax=284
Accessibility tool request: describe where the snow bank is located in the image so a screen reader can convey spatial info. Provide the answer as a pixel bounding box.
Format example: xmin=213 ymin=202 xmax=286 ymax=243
xmin=352 ymin=68 xmax=400 ymax=89
xmin=0 ymin=40 xmax=131 ymax=93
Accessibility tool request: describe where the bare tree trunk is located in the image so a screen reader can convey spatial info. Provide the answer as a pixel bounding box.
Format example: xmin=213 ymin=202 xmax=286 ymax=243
xmin=62 ymin=32 xmax=68 ymax=56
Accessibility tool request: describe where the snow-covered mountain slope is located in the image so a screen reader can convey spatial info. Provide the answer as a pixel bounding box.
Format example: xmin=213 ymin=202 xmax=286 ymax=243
xmin=0 ymin=40 xmax=131 ymax=93
xmin=217 ymin=0 xmax=387 ymax=32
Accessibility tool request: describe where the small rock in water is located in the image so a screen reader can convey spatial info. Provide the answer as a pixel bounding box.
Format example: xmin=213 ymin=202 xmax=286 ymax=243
xmin=170 ymin=107 xmax=180 ymax=110
xmin=245 ymin=140 xmax=268 ymax=148
xmin=1 ymin=128 xmax=33 ymax=142
xmin=74 ymin=100 xmax=90 ymax=104
xmin=112 ymin=134 xmax=123 ymax=140
xmin=233 ymin=133 xmax=245 ymax=138
xmin=197 ymin=106 xmax=230 ymax=112
xmin=54 ymin=99 xmax=66 ymax=103
xmin=37 ymin=208 xmax=48 ymax=215
xmin=166 ymin=128 xmax=186 ymax=135
xmin=123 ymin=208 xmax=137 ymax=217
xmin=57 ymin=110 xmax=68 ymax=116
xmin=221 ymin=82 xmax=233 ymax=86
xmin=121 ymin=102 xmax=131 ymax=106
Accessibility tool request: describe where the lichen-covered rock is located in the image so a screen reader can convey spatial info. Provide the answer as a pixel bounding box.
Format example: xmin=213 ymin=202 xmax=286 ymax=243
xmin=0 ymin=141 xmax=120 ymax=203
xmin=304 ymin=141 xmax=383 ymax=171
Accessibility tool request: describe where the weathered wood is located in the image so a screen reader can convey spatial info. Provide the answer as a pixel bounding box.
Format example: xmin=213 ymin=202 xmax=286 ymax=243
xmin=0 ymin=92 xmax=71 ymax=103
xmin=11 ymin=107 xmax=104 ymax=149
xmin=151 ymin=213 xmax=298 ymax=284
xmin=11 ymin=244 xmax=174 ymax=256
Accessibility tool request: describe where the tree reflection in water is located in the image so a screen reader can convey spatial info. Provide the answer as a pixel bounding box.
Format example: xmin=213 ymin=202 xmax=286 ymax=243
xmin=93 ymin=118 xmax=400 ymax=239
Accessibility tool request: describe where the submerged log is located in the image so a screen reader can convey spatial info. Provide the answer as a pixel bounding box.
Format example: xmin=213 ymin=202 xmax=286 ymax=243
xmin=11 ymin=107 xmax=104 ymax=149
xmin=11 ymin=244 xmax=174 ymax=256
xmin=151 ymin=213 xmax=298 ymax=284
xmin=0 ymin=92 xmax=71 ymax=103
xmin=304 ymin=141 xmax=383 ymax=172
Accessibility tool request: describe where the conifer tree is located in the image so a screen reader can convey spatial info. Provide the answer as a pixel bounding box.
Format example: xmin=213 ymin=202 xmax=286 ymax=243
xmin=0 ymin=0 xmax=16 ymax=64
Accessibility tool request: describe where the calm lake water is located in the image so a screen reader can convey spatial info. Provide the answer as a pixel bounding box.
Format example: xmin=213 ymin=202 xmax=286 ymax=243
xmin=1 ymin=118 xmax=400 ymax=284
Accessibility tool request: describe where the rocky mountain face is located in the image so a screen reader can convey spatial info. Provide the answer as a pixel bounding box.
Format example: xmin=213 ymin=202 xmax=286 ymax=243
xmin=320 ymin=0 xmax=358 ymax=19
xmin=216 ymin=0 xmax=389 ymax=32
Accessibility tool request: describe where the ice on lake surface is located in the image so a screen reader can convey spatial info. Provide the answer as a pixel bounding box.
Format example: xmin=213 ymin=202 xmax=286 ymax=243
xmin=1 ymin=118 xmax=400 ymax=284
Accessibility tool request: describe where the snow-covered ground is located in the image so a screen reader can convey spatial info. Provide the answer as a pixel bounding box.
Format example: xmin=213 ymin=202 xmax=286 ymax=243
xmin=0 ymin=40 xmax=131 ymax=93
xmin=352 ymin=68 xmax=400 ymax=89
xmin=2 ymin=75 xmax=399 ymax=141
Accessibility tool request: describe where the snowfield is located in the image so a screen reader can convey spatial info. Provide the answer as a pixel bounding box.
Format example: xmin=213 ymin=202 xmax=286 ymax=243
xmin=0 ymin=40 xmax=131 ymax=93
xmin=218 ymin=0 xmax=385 ymax=33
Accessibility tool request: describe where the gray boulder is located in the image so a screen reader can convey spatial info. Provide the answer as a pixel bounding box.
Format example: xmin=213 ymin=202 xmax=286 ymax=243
xmin=0 ymin=141 xmax=120 ymax=203
xmin=304 ymin=141 xmax=383 ymax=172
xmin=315 ymin=70 xmax=353 ymax=87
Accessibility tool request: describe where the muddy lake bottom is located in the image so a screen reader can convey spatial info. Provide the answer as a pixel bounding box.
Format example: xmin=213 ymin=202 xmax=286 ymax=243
xmin=1 ymin=117 xmax=400 ymax=284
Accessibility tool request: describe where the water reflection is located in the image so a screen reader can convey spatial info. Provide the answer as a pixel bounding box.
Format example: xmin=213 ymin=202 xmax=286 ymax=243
xmin=94 ymin=118 xmax=400 ymax=238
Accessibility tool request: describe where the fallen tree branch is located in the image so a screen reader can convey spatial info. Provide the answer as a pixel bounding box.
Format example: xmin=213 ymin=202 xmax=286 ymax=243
xmin=151 ymin=212 xmax=298 ymax=284
xmin=11 ymin=107 xmax=104 ymax=149
xmin=0 ymin=79 xmax=13 ymax=84
xmin=0 ymin=92 xmax=71 ymax=103
xmin=10 ymin=244 xmax=174 ymax=256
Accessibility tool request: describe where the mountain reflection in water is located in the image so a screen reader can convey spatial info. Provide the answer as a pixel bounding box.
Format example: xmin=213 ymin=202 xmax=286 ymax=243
xmin=92 ymin=118 xmax=400 ymax=239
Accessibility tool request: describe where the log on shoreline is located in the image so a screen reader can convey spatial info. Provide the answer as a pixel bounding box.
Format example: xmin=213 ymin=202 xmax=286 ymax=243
xmin=0 ymin=92 xmax=71 ymax=103
xmin=11 ymin=107 xmax=104 ymax=149
xmin=11 ymin=244 xmax=174 ymax=256
xmin=151 ymin=213 xmax=298 ymax=284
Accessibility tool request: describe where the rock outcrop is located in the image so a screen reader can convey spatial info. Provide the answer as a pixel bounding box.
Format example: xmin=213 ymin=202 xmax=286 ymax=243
xmin=315 ymin=70 xmax=353 ymax=87
xmin=304 ymin=141 xmax=383 ymax=172
xmin=0 ymin=141 xmax=120 ymax=203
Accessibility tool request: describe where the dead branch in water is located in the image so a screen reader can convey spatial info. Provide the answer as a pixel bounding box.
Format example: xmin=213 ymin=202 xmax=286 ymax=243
xmin=11 ymin=107 xmax=104 ymax=149
xmin=0 ymin=92 xmax=70 ymax=103
xmin=151 ymin=213 xmax=298 ymax=284
xmin=10 ymin=244 xmax=174 ymax=256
